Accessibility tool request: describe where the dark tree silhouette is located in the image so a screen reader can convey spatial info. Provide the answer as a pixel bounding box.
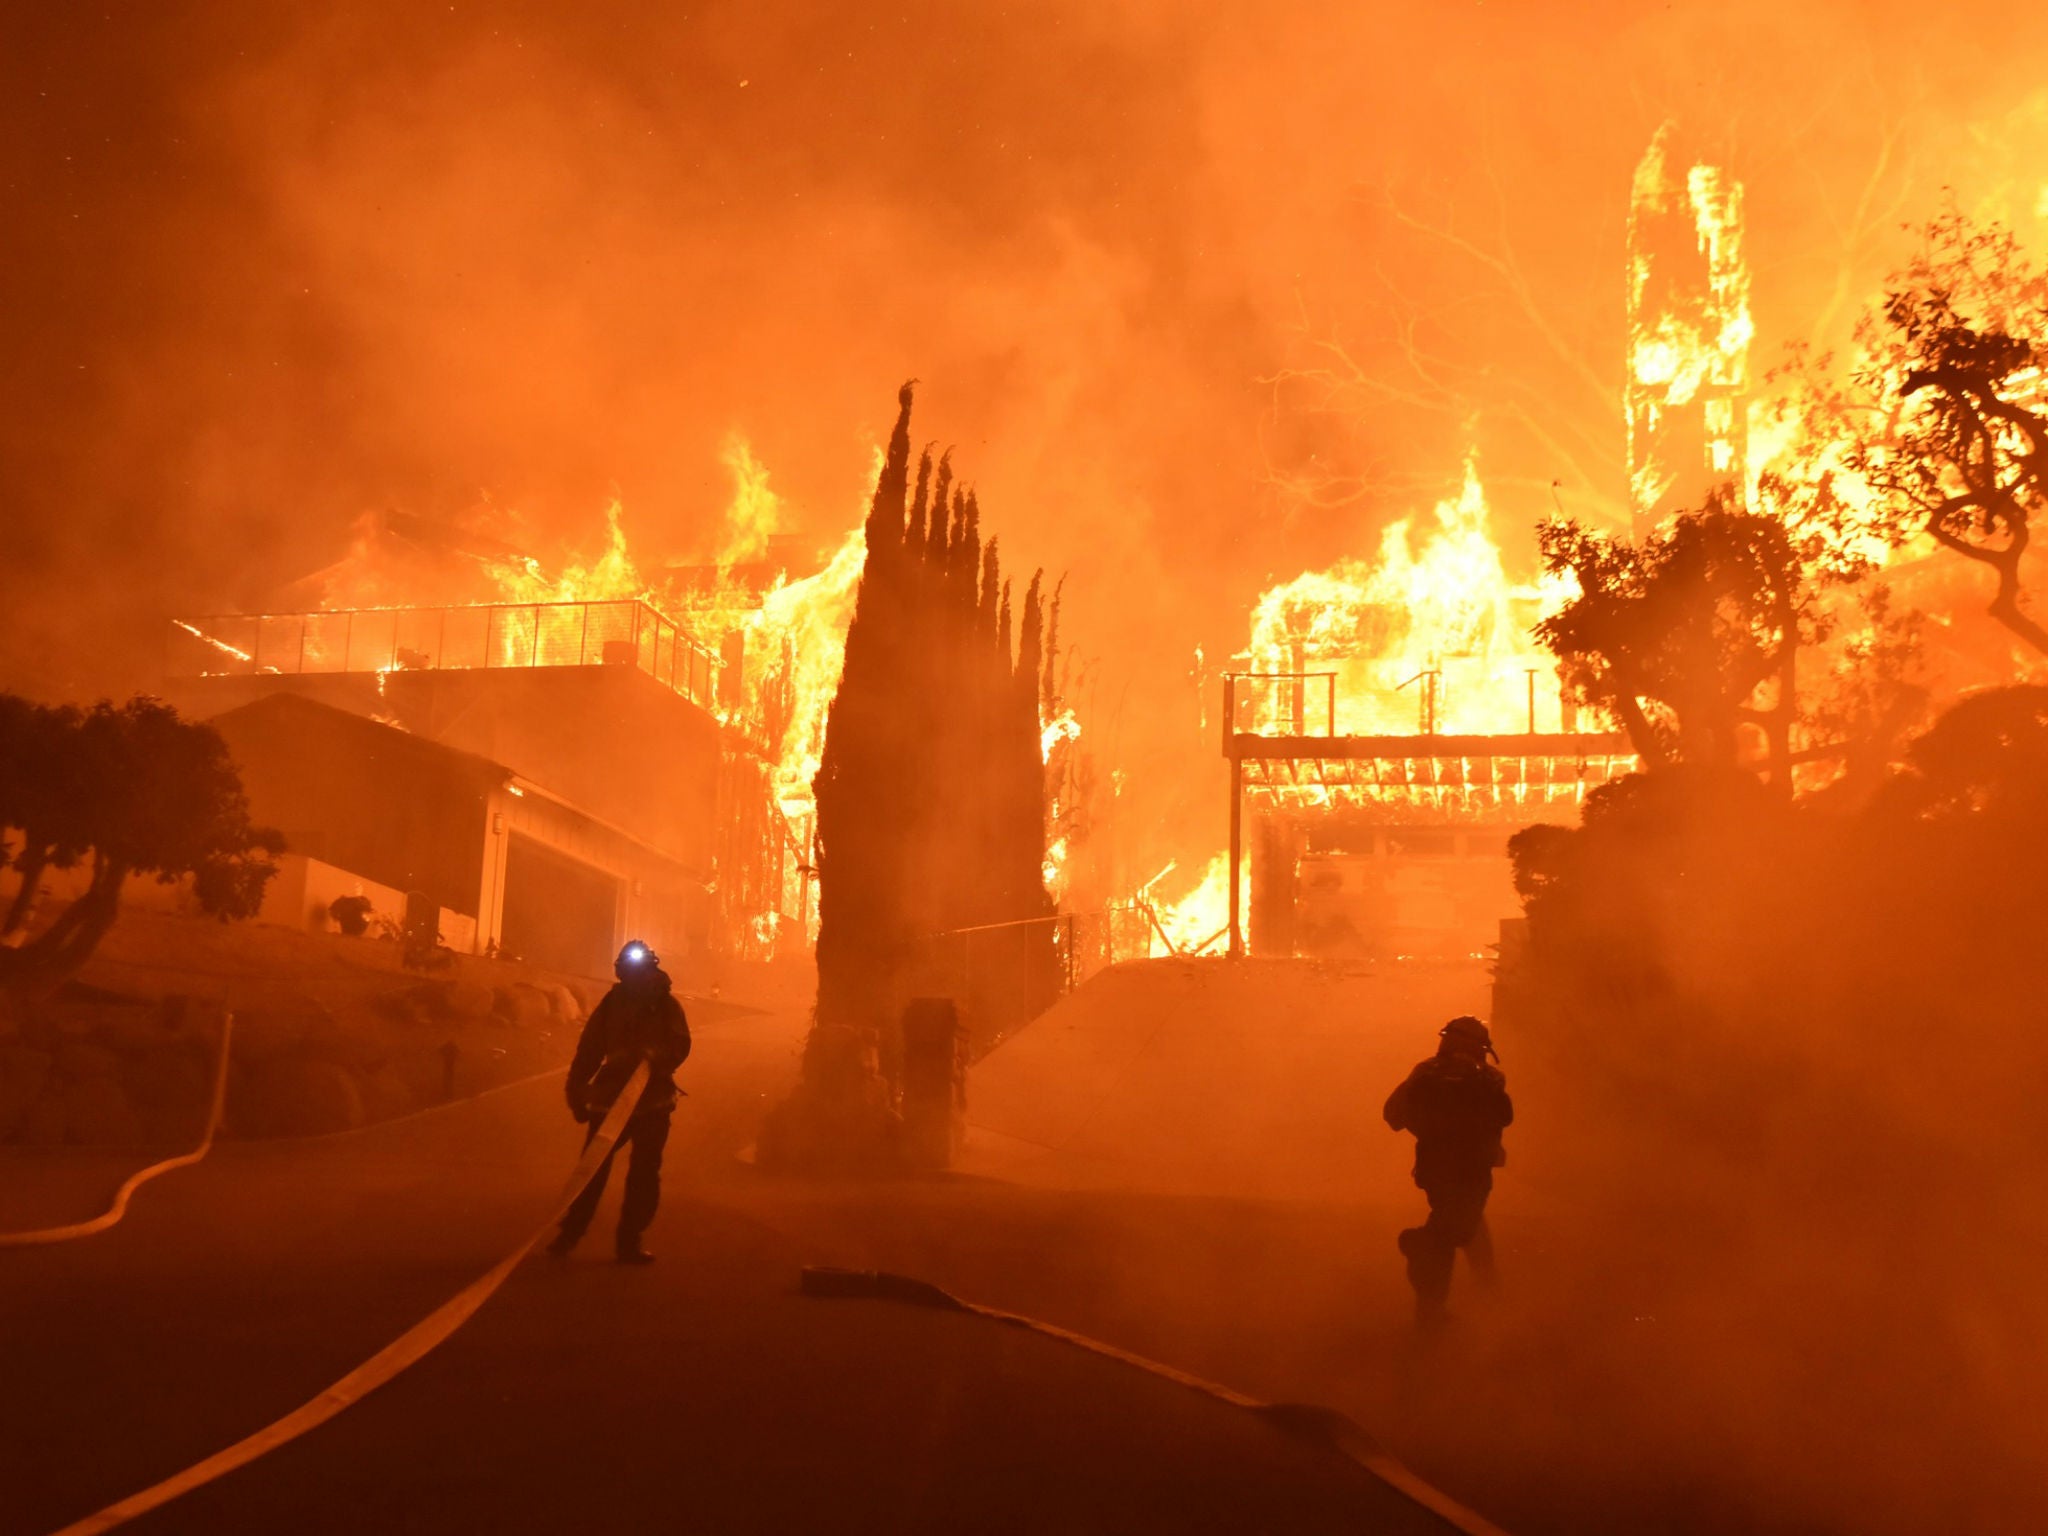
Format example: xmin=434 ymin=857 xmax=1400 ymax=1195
xmin=1769 ymin=214 xmax=2048 ymax=657
xmin=1873 ymin=683 xmax=2048 ymax=827
xmin=1536 ymin=500 xmax=1811 ymax=784
xmin=766 ymin=385 xmax=1058 ymax=1169
xmin=0 ymin=696 xmax=282 ymax=1006
xmin=1797 ymin=584 xmax=1930 ymax=804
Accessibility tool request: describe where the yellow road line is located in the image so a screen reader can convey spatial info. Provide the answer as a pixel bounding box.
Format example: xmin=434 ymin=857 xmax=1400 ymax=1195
xmin=44 ymin=1063 xmax=651 ymax=1536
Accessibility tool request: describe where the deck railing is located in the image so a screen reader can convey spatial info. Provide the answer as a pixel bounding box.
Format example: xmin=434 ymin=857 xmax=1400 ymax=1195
xmin=168 ymin=599 xmax=724 ymax=714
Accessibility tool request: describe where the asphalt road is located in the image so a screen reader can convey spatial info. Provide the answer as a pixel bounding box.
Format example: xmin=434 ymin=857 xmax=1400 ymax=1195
xmin=2 ymin=1008 xmax=1462 ymax=1536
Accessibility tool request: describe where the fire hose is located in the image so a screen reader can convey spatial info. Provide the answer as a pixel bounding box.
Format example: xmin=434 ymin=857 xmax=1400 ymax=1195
xmin=42 ymin=1061 xmax=652 ymax=1536
xmin=0 ymin=1010 xmax=236 ymax=1249
xmin=801 ymin=1265 xmax=1515 ymax=1536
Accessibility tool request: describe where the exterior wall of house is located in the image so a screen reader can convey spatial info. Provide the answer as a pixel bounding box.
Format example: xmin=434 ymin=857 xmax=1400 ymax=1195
xmin=164 ymin=667 xmax=720 ymax=978
xmin=170 ymin=662 xmax=722 ymax=878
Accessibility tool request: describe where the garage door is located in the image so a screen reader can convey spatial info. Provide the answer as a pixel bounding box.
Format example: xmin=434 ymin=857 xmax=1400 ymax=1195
xmin=500 ymin=833 xmax=620 ymax=978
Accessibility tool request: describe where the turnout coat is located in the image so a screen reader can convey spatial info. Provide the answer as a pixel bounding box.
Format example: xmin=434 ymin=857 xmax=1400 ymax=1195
xmin=566 ymin=970 xmax=691 ymax=1121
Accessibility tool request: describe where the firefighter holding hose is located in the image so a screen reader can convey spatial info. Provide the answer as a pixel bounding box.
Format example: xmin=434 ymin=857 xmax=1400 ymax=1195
xmin=1383 ymin=1015 xmax=1513 ymax=1328
xmin=547 ymin=940 xmax=691 ymax=1265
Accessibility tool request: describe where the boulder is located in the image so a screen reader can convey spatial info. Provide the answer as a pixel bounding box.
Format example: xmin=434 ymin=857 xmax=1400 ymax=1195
xmin=359 ymin=1069 xmax=418 ymax=1124
xmin=389 ymin=1053 xmax=452 ymax=1109
xmin=99 ymin=1011 xmax=184 ymax=1057
xmin=491 ymin=984 xmax=554 ymax=1031
xmin=123 ymin=1049 xmax=213 ymax=1145
xmin=0 ymin=1045 xmax=55 ymax=1141
xmin=158 ymin=997 xmax=230 ymax=1058
xmin=229 ymin=1008 xmax=308 ymax=1067
xmin=372 ymin=984 xmax=437 ymax=1026
xmin=546 ymin=984 xmax=586 ymax=1026
xmin=300 ymin=1011 xmax=390 ymax=1075
xmin=62 ymin=1076 xmax=144 ymax=1145
xmin=55 ymin=1041 xmax=123 ymax=1080
xmin=442 ymin=981 xmax=497 ymax=1022
xmin=237 ymin=1059 xmax=365 ymax=1138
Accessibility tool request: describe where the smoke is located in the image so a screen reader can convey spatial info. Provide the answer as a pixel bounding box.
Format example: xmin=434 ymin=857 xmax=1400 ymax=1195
xmin=10 ymin=11 xmax=2048 ymax=1523
xmin=9 ymin=0 xmax=2048 ymax=864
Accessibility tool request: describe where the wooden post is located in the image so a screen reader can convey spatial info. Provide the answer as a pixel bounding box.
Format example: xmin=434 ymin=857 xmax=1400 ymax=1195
xmin=900 ymin=998 xmax=965 ymax=1171
xmin=1227 ymin=754 xmax=1244 ymax=959
xmin=1290 ymin=643 xmax=1306 ymax=735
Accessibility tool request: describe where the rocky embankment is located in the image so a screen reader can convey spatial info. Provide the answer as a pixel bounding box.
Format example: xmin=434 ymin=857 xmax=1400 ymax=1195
xmin=0 ymin=914 xmax=596 ymax=1147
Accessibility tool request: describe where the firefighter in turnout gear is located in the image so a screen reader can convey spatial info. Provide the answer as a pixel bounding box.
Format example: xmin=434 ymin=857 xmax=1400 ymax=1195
xmin=1383 ymin=1015 xmax=1513 ymax=1327
xmin=547 ymin=941 xmax=691 ymax=1264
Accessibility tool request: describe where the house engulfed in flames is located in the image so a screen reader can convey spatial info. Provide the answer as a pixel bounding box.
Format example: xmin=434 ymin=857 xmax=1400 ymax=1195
xmin=1210 ymin=461 xmax=1635 ymax=961
xmin=1191 ymin=126 xmax=1757 ymax=962
xmin=164 ymin=448 xmax=865 ymax=979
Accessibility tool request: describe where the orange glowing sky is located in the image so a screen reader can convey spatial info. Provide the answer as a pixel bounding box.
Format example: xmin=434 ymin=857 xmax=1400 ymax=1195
xmin=9 ymin=0 xmax=2048 ymax=836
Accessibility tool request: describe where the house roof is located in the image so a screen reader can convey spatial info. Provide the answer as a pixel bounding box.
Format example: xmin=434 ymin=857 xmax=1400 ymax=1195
xmin=209 ymin=691 xmax=513 ymax=792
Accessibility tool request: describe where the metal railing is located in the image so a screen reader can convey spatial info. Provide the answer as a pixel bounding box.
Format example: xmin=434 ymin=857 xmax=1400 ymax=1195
xmin=909 ymin=908 xmax=1153 ymax=1061
xmin=916 ymin=906 xmax=1153 ymax=999
xmin=1222 ymin=671 xmax=1339 ymax=742
xmin=167 ymin=599 xmax=723 ymax=714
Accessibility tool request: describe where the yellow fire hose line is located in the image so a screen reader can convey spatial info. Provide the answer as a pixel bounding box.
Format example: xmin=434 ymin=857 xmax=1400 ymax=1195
xmin=0 ymin=1013 xmax=238 ymax=1249
xmin=800 ymin=1266 xmax=1516 ymax=1536
xmin=41 ymin=1062 xmax=652 ymax=1536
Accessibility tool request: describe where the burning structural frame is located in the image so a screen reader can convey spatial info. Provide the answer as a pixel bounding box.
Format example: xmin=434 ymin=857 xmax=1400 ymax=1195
xmin=1219 ymin=672 xmax=1635 ymax=958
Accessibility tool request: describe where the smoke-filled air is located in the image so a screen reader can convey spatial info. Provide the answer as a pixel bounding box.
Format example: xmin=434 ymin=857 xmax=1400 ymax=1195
xmin=6 ymin=5 xmax=2048 ymax=1535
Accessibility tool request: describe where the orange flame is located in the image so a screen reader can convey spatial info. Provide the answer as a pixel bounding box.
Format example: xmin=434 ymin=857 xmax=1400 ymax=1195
xmin=1244 ymin=456 xmax=1571 ymax=739
xmin=1627 ymin=126 xmax=1754 ymax=523
xmin=1147 ymin=855 xmax=1248 ymax=956
xmin=1040 ymin=706 xmax=1082 ymax=899
xmin=483 ymin=499 xmax=650 ymax=608
xmin=746 ymin=522 xmax=867 ymax=808
xmin=714 ymin=434 xmax=783 ymax=571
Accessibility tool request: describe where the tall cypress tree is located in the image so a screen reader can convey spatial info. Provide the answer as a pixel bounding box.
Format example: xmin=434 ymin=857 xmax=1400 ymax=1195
xmin=766 ymin=387 xmax=1061 ymax=1169
xmin=805 ymin=383 xmax=914 ymax=1114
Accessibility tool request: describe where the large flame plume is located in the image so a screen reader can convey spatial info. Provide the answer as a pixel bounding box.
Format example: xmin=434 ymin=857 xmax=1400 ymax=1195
xmin=1627 ymin=126 xmax=1754 ymax=529
xmin=1243 ymin=457 xmax=1572 ymax=738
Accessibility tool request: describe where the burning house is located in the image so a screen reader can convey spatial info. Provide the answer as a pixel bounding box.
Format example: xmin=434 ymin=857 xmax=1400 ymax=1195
xmin=1208 ymin=462 xmax=1635 ymax=961
xmin=163 ymin=597 xmax=746 ymax=974
xmin=1182 ymin=131 xmax=1757 ymax=960
xmin=161 ymin=480 xmax=863 ymax=977
xmin=1219 ymin=680 xmax=1633 ymax=963
xmin=1627 ymin=126 xmax=1753 ymax=533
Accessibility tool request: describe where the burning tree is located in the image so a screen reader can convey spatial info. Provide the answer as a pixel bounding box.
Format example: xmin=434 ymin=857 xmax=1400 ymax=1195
xmin=0 ymin=696 xmax=282 ymax=1011
xmin=1769 ymin=213 xmax=2048 ymax=658
xmin=763 ymin=385 xmax=1059 ymax=1169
